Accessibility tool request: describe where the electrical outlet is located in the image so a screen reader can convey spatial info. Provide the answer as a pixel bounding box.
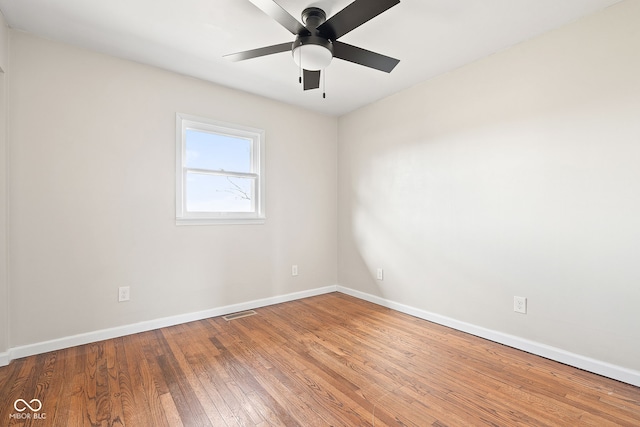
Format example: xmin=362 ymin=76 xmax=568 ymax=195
xmin=118 ymin=286 xmax=130 ymax=302
xmin=292 ymin=265 xmax=298 ymax=276
xmin=514 ymin=296 xmax=526 ymax=314
xmin=376 ymin=268 xmax=384 ymax=281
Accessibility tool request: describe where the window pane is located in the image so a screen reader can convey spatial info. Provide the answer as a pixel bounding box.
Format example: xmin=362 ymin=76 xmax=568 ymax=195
xmin=185 ymin=129 xmax=251 ymax=173
xmin=186 ymin=173 xmax=255 ymax=213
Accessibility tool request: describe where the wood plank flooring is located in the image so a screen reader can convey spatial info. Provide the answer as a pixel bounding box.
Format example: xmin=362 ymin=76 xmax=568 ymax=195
xmin=1 ymin=292 xmax=639 ymax=426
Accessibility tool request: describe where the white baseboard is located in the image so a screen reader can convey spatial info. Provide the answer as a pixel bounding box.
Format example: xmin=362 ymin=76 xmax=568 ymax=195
xmin=3 ymin=285 xmax=338 ymax=366
xmin=337 ymin=285 xmax=640 ymax=388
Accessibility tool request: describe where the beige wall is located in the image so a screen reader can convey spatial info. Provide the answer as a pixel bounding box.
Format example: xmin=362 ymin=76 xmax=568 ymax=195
xmin=338 ymin=0 xmax=640 ymax=371
xmin=0 ymin=11 xmax=8 ymax=356
xmin=8 ymin=31 xmax=337 ymax=347
xmin=0 ymin=10 xmax=6 ymax=72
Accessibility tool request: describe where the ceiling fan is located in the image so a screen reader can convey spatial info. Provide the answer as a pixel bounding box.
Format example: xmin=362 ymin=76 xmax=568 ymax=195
xmin=225 ymin=0 xmax=401 ymax=92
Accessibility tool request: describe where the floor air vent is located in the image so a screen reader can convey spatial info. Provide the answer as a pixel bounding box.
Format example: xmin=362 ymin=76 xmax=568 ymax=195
xmin=222 ymin=310 xmax=257 ymax=321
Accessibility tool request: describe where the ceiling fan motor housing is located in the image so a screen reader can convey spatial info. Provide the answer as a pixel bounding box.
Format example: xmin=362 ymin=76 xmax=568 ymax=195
xmin=301 ymin=7 xmax=326 ymax=30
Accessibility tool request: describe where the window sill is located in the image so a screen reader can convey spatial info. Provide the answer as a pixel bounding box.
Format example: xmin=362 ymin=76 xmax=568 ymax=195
xmin=176 ymin=217 xmax=266 ymax=226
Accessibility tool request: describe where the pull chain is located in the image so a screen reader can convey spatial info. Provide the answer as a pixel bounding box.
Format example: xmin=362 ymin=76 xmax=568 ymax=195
xmin=322 ymin=68 xmax=326 ymax=99
xmin=298 ymin=47 xmax=302 ymax=84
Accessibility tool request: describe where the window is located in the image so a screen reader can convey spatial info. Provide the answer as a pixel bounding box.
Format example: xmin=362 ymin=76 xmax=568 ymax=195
xmin=176 ymin=113 xmax=265 ymax=224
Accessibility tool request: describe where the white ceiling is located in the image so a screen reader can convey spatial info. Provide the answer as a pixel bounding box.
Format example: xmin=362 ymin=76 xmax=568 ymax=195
xmin=0 ymin=0 xmax=623 ymax=116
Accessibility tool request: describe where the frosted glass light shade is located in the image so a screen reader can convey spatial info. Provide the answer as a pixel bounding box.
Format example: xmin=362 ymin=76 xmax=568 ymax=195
xmin=292 ymin=44 xmax=333 ymax=71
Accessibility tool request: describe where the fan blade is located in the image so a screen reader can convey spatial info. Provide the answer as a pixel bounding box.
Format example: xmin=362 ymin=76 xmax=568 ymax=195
xmin=318 ymin=0 xmax=400 ymax=40
xmin=224 ymin=42 xmax=292 ymax=61
xmin=247 ymin=0 xmax=307 ymax=35
xmin=333 ymin=41 xmax=399 ymax=73
xmin=303 ymin=69 xmax=321 ymax=90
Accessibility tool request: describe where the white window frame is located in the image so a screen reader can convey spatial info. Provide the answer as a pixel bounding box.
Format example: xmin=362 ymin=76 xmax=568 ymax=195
xmin=176 ymin=113 xmax=265 ymax=225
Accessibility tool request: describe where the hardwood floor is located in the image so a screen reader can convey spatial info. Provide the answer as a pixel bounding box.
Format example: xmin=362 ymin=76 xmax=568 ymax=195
xmin=1 ymin=292 xmax=639 ymax=426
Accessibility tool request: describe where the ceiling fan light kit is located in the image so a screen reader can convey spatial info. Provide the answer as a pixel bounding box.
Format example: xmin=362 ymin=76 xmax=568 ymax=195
xmin=225 ymin=0 xmax=401 ymax=94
